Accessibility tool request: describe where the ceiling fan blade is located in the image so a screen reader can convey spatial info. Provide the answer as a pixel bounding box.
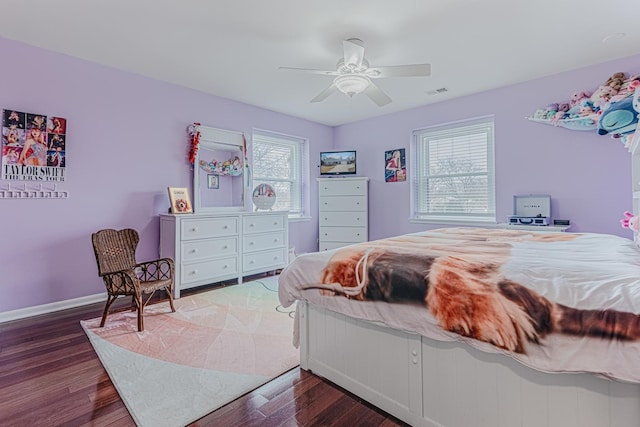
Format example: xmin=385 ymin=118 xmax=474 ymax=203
xmin=278 ymin=67 xmax=338 ymax=76
xmin=363 ymin=82 xmax=392 ymax=107
xmin=367 ymin=63 xmax=431 ymax=78
xmin=310 ymin=83 xmax=339 ymax=103
xmin=343 ymin=38 xmax=365 ymax=69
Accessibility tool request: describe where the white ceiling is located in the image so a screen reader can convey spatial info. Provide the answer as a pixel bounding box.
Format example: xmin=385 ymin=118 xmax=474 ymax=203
xmin=1 ymin=0 xmax=639 ymax=126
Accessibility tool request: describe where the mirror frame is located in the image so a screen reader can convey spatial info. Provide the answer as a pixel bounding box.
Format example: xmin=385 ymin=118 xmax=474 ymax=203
xmin=192 ymin=125 xmax=246 ymax=213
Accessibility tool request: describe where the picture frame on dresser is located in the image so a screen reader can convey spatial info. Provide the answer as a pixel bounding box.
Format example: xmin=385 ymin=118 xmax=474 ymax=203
xmin=167 ymin=187 xmax=193 ymax=214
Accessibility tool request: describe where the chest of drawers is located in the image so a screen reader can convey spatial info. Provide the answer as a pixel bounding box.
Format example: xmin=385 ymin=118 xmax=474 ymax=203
xmin=318 ymin=177 xmax=369 ymax=251
xmin=160 ymin=211 xmax=288 ymax=297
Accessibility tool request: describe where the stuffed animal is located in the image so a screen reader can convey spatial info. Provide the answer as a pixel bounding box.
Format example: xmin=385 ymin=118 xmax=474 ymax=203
xmin=590 ymin=85 xmax=618 ymax=110
xmin=610 ymin=75 xmax=640 ymax=103
xmin=621 ymin=211 xmax=640 ymax=233
xmin=570 ymin=91 xmax=591 ymax=108
xmin=605 ymin=72 xmax=627 ymax=91
xmin=597 ymin=96 xmax=638 ymax=137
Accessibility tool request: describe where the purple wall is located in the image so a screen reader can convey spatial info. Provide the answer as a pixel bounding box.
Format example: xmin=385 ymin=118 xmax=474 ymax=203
xmin=1 ymin=34 xmax=638 ymax=314
xmin=0 ymin=37 xmax=332 ymax=313
xmin=334 ymin=55 xmax=640 ymax=241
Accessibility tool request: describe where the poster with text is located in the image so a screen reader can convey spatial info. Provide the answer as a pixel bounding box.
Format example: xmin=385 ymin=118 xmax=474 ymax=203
xmin=2 ymin=109 xmax=67 ymax=182
xmin=384 ymin=148 xmax=406 ymax=182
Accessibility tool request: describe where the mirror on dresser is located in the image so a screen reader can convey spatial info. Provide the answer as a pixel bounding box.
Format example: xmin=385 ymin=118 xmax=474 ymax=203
xmin=193 ymin=125 xmax=245 ymax=213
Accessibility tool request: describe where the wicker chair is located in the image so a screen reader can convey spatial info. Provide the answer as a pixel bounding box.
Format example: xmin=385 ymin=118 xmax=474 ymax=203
xmin=91 ymin=228 xmax=176 ymax=331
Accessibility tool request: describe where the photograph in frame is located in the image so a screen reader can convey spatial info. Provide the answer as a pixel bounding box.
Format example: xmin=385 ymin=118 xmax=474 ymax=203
xmin=167 ymin=186 xmax=193 ymax=214
xmin=207 ymin=174 xmax=219 ymax=189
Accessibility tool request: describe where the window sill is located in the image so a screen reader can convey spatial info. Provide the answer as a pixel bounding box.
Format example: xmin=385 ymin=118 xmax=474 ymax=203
xmin=288 ymin=215 xmax=312 ymax=222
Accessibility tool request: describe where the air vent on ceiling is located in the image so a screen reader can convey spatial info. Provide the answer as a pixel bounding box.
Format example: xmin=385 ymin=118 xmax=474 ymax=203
xmin=426 ymin=87 xmax=448 ymax=95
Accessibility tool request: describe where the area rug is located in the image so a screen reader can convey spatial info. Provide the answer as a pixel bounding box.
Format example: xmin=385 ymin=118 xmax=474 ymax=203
xmin=81 ymin=276 xmax=299 ymax=427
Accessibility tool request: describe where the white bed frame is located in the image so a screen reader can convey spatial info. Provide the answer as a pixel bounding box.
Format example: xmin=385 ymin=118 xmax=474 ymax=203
xmin=297 ymin=301 xmax=640 ymax=427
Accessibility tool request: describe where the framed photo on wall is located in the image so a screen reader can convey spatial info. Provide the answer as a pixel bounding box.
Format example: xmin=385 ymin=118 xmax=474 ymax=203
xmin=167 ymin=187 xmax=193 ymax=214
xmin=207 ymin=174 xmax=219 ymax=189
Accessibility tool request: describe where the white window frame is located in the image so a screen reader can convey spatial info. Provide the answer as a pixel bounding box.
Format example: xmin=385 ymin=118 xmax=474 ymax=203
xmin=411 ymin=116 xmax=496 ymax=224
xmin=251 ymin=129 xmax=307 ymax=218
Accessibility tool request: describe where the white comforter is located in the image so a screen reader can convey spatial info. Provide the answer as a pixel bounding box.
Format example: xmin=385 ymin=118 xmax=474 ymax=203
xmin=278 ymin=227 xmax=640 ymax=383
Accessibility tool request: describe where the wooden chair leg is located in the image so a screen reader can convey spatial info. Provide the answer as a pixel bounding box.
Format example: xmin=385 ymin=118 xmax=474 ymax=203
xmin=166 ymin=287 xmax=176 ymax=312
xmin=136 ymin=296 xmax=144 ymax=332
xmin=100 ymin=295 xmax=117 ymax=327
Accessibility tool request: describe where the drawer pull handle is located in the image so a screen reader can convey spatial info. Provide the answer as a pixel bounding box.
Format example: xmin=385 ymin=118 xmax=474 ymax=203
xmin=223 ymin=225 xmax=228 ymax=229
xmin=190 ymin=269 xmax=198 ymax=275
xmin=222 ymin=245 xmax=228 ymax=249
xmin=190 ymin=249 xmax=198 ymax=254
xmin=249 ymin=223 xmax=255 ymax=227
xmin=249 ymin=260 xmax=255 ymax=264
xmin=190 ymin=227 xmax=198 ymax=232
xmin=223 ymin=264 xmax=228 ymax=269
xmin=274 ymin=221 xmax=278 ymax=225
xmin=249 ymin=242 xmax=254 ymax=245
xmin=274 ymin=238 xmax=279 ymax=242
xmin=274 ymin=256 xmax=279 ymax=260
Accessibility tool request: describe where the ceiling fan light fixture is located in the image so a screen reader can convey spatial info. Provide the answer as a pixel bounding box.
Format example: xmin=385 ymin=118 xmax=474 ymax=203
xmin=334 ymin=74 xmax=371 ymax=97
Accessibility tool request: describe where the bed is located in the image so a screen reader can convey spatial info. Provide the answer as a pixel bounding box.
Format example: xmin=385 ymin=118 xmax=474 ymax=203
xmin=278 ymin=227 xmax=640 ymax=427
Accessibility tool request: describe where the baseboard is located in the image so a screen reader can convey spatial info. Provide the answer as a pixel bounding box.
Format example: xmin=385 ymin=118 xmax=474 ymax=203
xmin=0 ymin=292 xmax=107 ymax=324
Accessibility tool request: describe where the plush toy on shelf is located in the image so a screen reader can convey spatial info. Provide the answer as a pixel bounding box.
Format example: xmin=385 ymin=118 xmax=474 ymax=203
xmin=620 ymin=211 xmax=640 ymax=234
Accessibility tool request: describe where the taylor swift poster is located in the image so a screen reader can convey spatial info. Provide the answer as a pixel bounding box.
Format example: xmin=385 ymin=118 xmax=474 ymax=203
xmin=1 ymin=109 xmax=67 ymax=182
xmin=384 ymin=148 xmax=406 ymax=182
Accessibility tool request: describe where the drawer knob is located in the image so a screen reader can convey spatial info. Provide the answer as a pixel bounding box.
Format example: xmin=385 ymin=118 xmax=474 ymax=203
xmin=356 ymin=202 xmax=360 ymax=205
xmin=249 ymin=241 xmax=254 ymax=245
xmin=274 ymin=221 xmax=278 ymax=225
xmin=249 ymin=260 xmax=255 ymax=264
xmin=222 ymin=245 xmax=228 ymax=249
xmin=190 ymin=269 xmax=198 ymax=275
xmin=223 ymin=225 xmax=228 ymax=229
xmin=190 ymin=249 xmax=198 ymax=254
xmin=190 ymin=227 xmax=198 ymax=232
xmin=223 ymin=264 xmax=228 ymax=269
xmin=249 ymin=223 xmax=255 ymax=227
xmin=274 ymin=256 xmax=279 ymax=260
xmin=274 ymin=238 xmax=279 ymax=242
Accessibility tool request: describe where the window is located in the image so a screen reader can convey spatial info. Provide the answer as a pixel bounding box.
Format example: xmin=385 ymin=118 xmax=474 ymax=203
xmin=252 ymin=130 xmax=306 ymax=216
xmin=412 ymin=116 xmax=495 ymax=223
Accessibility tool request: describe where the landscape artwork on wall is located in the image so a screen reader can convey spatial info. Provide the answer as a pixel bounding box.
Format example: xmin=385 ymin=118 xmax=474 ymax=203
xmin=1 ymin=109 xmax=67 ymax=182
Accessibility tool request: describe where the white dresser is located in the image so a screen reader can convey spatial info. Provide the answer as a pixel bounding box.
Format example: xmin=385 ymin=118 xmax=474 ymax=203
xmin=160 ymin=211 xmax=288 ymax=297
xmin=318 ymin=177 xmax=369 ymax=251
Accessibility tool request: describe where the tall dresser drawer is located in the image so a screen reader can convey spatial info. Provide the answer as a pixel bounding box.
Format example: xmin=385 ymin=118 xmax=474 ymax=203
xmin=243 ymin=231 xmax=285 ymax=252
xmin=320 ymin=196 xmax=366 ymax=212
xmin=319 ymin=180 xmax=366 ymax=196
xmin=243 ymin=214 xmax=285 ymax=233
xmin=181 ymin=237 xmax=237 ymax=262
xmin=320 ymin=226 xmax=367 ymax=242
xmin=320 ymin=211 xmax=367 ymax=227
xmin=181 ymin=217 xmax=238 ymax=240
xmin=243 ymin=248 xmax=286 ymax=271
xmin=181 ymin=256 xmax=238 ymax=284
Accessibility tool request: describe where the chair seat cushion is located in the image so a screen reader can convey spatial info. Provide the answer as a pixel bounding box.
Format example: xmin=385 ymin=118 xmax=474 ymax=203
xmin=139 ymin=278 xmax=172 ymax=293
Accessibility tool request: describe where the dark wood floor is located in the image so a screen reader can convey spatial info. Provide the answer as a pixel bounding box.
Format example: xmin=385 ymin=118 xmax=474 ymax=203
xmin=0 ymin=280 xmax=409 ymax=427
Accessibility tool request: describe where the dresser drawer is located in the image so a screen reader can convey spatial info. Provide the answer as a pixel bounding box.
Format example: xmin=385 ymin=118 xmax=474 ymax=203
xmin=320 ymin=241 xmax=353 ymax=251
xmin=243 ymin=214 xmax=285 ymax=234
xmin=243 ymin=248 xmax=286 ymax=272
xmin=181 ymin=256 xmax=238 ymax=284
xmin=319 ymin=211 xmax=367 ymax=227
xmin=243 ymin=231 xmax=285 ymax=253
xmin=181 ymin=237 xmax=237 ymax=262
xmin=319 ymin=196 xmax=366 ymax=212
xmin=319 ymin=180 xmax=367 ymax=196
xmin=320 ymin=226 xmax=367 ymax=243
xmin=181 ymin=217 xmax=238 ymax=240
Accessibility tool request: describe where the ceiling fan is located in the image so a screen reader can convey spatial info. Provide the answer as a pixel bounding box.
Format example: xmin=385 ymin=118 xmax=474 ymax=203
xmin=279 ymin=38 xmax=431 ymax=106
